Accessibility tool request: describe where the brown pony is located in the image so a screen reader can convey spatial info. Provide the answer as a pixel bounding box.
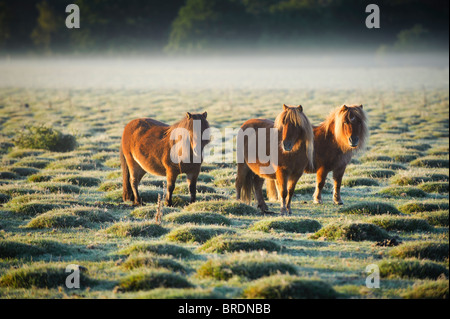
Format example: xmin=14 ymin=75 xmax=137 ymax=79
xmin=236 ymin=104 xmax=314 ymax=215
xmin=267 ymin=104 xmax=368 ymax=205
xmin=120 ymin=112 xmax=210 ymax=206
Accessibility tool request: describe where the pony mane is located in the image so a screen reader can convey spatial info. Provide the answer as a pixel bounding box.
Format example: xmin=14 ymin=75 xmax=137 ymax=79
xmin=274 ymin=106 xmax=315 ymax=169
xmin=323 ymin=104 xmax=369 ymax=152
xmin=165 ymin=117 xmax=194 ymax=140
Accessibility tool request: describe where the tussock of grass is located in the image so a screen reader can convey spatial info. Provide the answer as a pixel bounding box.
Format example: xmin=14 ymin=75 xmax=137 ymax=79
xmin=417 ymin=211 xmax=449 ymax=227
xmin=0 ymin=240 xmax=70 ymax=258
xmin=118 ymin=242 xmax=193 ymax=259
xmin=13 ymin=158 xmax=50 ymax=169
xmin=97 ymin=181 xmax=121 ymax=192
xmin=0 ymin=171 xmax=20 ymax=180
xmin=369 ymin=216 xmax=432 ymax=232
xmin=166 ymin=226 xmax=233 ymax=243
xmin=340 ymin=202 xmax=401 ymax=215
xmin=184 ymin=200 xmax=258 ymax=216
xmin=10 ymin=202 xmax=69 ymax=216
xmin=410 ymin=158 xmax=449 ymax=168
xmin=13 ymin=125 xmax=76 ymax=152
xmin=250 ymin=217 xmax=321 ymax=233
xmin=7 ymin=149 xmax=44 ymax=159
xmin=27 ymin=174 xmax=52 ymax=183
xmin=398 ymin=201 xmax=449 ymax=214
xmin=310 ymin=222 xmax=390 ymax=242
xmin=352 ymin=169 xmax=396 ymax=179
xmin=198 ymin=235 xmax=281 ymax=253
xmin=174 ymin=183 xmax=216 ymax=194
xmin=418 ymin=182 xmax=449 ymax=194
xmin=121 ymin=253 xmax=187 ymax=273
xmin=114 ymin=270 xmax=193 ymax=292
xmin=402 ymin=280 xmax=449 ymax=299
xmin=137 ymin=288 xmax=222 ymax=299
xmin=342 ymin=178 xmax=379 ymax=187
xmin=197 ymin=254 xmax=297 ymax=280
xmin=47 ymin=158 xmax=102 ymax=171
xmin=165 ymin=211 xmax=231 ymax=226
xmin=378 ymin=259 xmax=448 ymax=280
xmin=104 ymin=189 xmax=162 ymax=203
xmin=26 ymin=207 xmax=115 ymax=229
xmin=131 ymin=205 xmax=179 ymax=219
xmin=105 ymin=221 xmax=167 ymax=238
xmin=242 ymin=275 xmax=337 ymax=299
xmin=36 ymin=182 xmax=81 ymax=194
xmin=390 ymin=175 xmax=431 ymax=186
xmin=0 ymin=266 xmax=91 ymax=289
xmin=360 ymin=154 xmax=393 ymax=163
xmin=373 ymin=162 xmax=407 ymax=170
xmin=389 ymin=242 xmax=449 ymax=261
xmin=295 ymin=184 xmax=331 ymax=195
xmin=8 ymin=166 xmax=40 ymax=176
xmin=377 ymin=186 xmax=428 ymax=198
xmin=53 ymin=175 xmax=101 ymax=187
xmin=0 ymin=193 xmax=10 ymax=203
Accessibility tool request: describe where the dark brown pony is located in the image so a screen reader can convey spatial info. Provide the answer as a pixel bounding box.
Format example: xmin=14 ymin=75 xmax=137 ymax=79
xmin=236 ymin=104 xmax=314 ymax=215
xmin=120 ymin=112 xmax=210 ymax=206
xmin=267 ymin=104 xmax=368 ymax=205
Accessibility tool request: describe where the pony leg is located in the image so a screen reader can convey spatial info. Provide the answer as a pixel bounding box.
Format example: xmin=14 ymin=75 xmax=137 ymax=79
xmin=266 ymin=179 xmax=279 ymax=201
xmin=286 ymin=175 xmax=301 ymax=215
xmin=129 ymin=164 xmax=146 ymax=206
xmin=313 ymin=167 xmax=328 ymax=204
xmin=332 ymin=168 xmax=345 ymax=205
xmin=275 ymin=171 xmax=288 ymax=215
xmin=165 ymin=171 xmax=178 ymax=207
xmin=186 ymin=171 xmax=199 ymax=203
xmin=236 ymin=162 xmax=253 ymax=203
xmin=253 ymin=175 xmax=271 ymax=213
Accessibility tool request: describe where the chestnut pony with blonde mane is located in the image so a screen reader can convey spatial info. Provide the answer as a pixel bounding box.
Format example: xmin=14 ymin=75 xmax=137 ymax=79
xmin=267 ymin=104 xmax=368 ymax=205
xmin=236 ymin=104 xmax=314 ymax=215
xmin=120 ymin=112 xmax=209 ymax=206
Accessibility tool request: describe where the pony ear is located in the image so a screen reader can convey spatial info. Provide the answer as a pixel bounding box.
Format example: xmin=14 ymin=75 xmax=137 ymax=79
xmin=202 ymin=111 xmax=207 ymax=119
xmin=359 ymin=104 xmax=363 ymax=109
xmin=297 ymin=105 xmax=303 ymax=112
xmin=342 ymin=105 xmax=348 ymax=111
xmin=283 ymin=104 xmax=289 ymax=111
xmin=186 ymin=112 xmax=192 ymax=119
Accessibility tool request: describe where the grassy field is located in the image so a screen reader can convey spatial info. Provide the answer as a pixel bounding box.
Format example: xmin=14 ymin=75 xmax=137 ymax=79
xmin=0 ymin=61 xmax=449 ymax=299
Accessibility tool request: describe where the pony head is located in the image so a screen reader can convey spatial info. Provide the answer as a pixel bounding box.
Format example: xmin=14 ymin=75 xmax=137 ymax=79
xmin=274 ymin=104 xmax=314 ymax=165
xmin=185 ymin=111 xmax=210 ymax=157
xmin=332 ymin=104 xmax=368 ymax=151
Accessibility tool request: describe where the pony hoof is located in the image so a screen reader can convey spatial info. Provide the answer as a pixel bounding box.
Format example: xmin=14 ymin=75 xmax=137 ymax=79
xmin=334 ymin=201 xmax=344 ymax=205
xmin=313 ymin=200 xmax=323 ymax=205
xmin=262 ymin=210 xmax=275 ymax=215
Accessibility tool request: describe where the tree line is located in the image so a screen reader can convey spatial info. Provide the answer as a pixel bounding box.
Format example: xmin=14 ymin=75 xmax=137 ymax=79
xmin=0 ymin=0 xmax=448 ymax=55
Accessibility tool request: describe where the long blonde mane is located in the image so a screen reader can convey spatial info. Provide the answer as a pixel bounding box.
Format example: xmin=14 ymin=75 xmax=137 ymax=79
xmin=274 ymin=106 xmax=315 ymax=168
xmin=323 ymin=104 xmax=369 ymax=152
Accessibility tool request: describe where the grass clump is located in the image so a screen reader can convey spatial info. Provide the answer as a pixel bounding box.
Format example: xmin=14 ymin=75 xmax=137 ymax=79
xmin=166 ymin=226 xmax=233 ymax=244
xmin=418 ymin=182 xmax=449 ymax=194
xmin=121 ymin=253 xmax=187 ymax=273
xmin=114 ymin=270 xmax=193 ymax=292
xmin=355 ymin=169 xmax=396 ymax=179
xmin=197 ymin=254 xmax=297 ymax=280
xmin=118 ymin=242 xmax=193 ymax=259
xmin=390 ymin=175 xmax=431 ymax=186
xmin=340 ymin=202 xmax=401 ymax=215
xmin=26 ymin=207 xmax=114 ymax=229
xmin=378 ymin=259 xmax=448 ymax=280
xmin=417 ymin=211 xmax=449 ymax=227
xmin=389 ymin=242 xmax=449 ymax=261
xmin=199 ymin=235 xmax=281 ymax=254
xmin=8 ymin=166 xmax=39 ymax=177
xmin=104 ymin=189 xmax=162 ymax=203
xmin=0 ymin=193 xmax=11 ymax=203
xmin=130 ymin=205 xmax=179 ymax=219
xmin=37 ymin=182 xmax=81 ymax=194
xmin=54 ymin=175 xmax=101 ymax=187
xmin=250 ymin=217 xmax=321 ymax=233
xmin=0 ymin=240 xmax=70 ymax=258
xmin=105 ymin=222 xmax=168 ymax=238
xmin=369 ymin=216 xmax=432 ymax=232
xmin=13 ymin=125 xmax=76 ymax=152
xmin=377 ymin=186 xmax=428 ymax=198
xmin=97 ymin=181 xmax=121 ymax=192
xmin=0 ymin=171 xmax=19 ymax=180
xmin=138 ymin=288 xmax=222 ymax=299
xmin=184 ymin=200 xmax=258 ymax=216
xmin=165 ymin=211 xmax=231 ymax=226
xmin=0 ymin=265 xmax=91 ymax=289
xmin=410 ymin=158 xmax=449 ymax=168
xmin=398 ymin=201 xmax=449 ymax=214
xmin=27 ymin=174 xmax=52 ymax=183
xmin=310 ymin=222 xmax=390 ymax=242
xmin=402 ymin=280 xmax=449 ymax=299
xmin=342 ymin=178 xmax=379 ymax=187
xmin=242 ymin=275 xmax=337 ymax=299
xmin=7 ymin=149 xmax=44 ymax=159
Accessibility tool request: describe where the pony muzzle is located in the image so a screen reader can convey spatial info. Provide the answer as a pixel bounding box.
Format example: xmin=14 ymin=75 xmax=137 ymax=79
xmin=349 ymin=136 xmax=359 ymax=148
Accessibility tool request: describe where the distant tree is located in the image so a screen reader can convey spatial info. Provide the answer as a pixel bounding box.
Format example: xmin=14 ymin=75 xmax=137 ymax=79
xmin=0 ymin=1 xmax=10 ymax=49
xmin=31 ymin=0 xmax=63 ymax=52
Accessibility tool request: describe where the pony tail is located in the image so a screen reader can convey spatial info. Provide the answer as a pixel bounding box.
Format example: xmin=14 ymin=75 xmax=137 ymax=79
xmin=240 ymin=169 xmax=255 ymax=204
xmin=266 ymin=179 xmax=278 ymax=201
xmin=120 ymin=145 xmax=134 ymax=202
